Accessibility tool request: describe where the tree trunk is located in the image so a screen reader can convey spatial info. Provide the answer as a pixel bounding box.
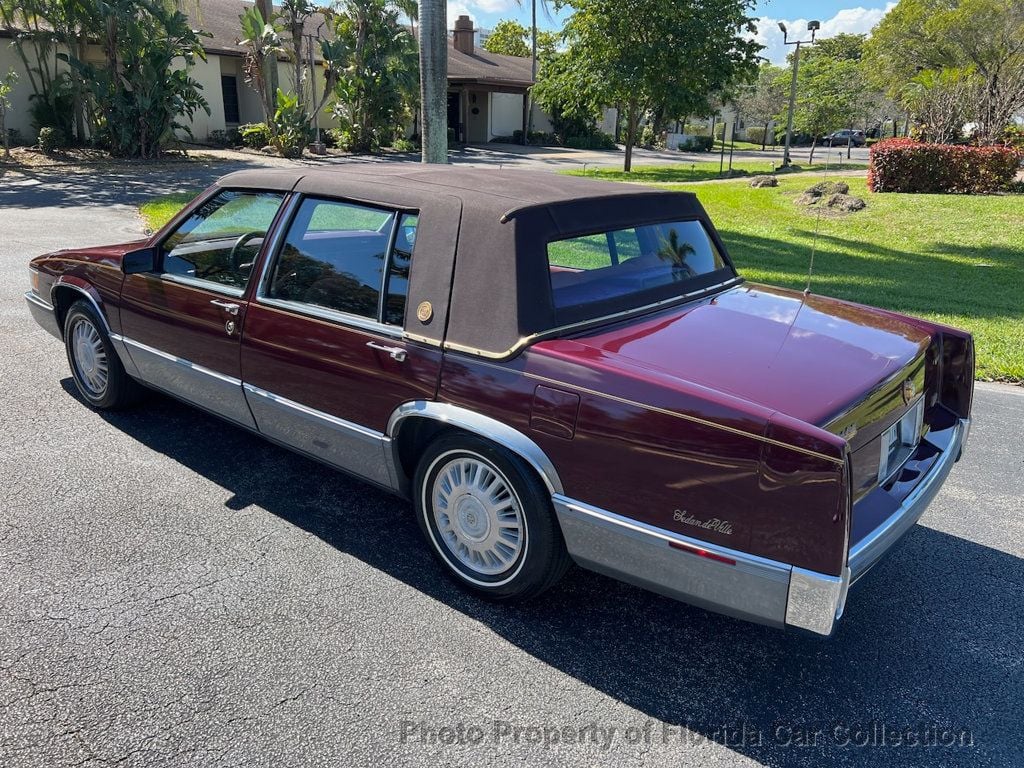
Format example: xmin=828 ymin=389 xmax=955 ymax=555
xmin=256 ymin=0 xmax=279 ymax=122
xmin=808 ymin=136 xmax=817 ymax=165
xmin=418 ymin=0 xmax=447 ymax=163
xmin=762 ymin=120 xmax=768 ymax=151
xmin=293 ymin=22 xmax=303 ymax=110
xmin=623 ymin=100 xmax=638 ymax=173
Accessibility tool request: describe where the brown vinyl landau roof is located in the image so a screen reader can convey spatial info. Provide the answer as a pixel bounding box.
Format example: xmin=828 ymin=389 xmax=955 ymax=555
xmin=215 ymin=166 xmax=718 ymax=358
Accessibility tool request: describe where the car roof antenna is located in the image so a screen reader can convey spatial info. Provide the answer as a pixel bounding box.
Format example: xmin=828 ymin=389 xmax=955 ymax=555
xmin=804 ymin=148 xmax=832 ymax=296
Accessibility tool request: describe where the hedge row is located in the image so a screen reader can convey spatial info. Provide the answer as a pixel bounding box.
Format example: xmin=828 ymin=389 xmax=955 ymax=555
xmin=867 ymin=138 xmax=1021 ymax=194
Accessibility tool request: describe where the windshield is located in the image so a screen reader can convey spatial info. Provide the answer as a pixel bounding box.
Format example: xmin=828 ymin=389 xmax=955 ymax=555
xmin=546 ymin=219 xmax=734 ymax=319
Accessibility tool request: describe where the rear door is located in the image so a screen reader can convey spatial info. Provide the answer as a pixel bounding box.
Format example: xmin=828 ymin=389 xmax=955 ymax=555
xmin=119 ymin=189 xmax=285 ymax=428
xmin=240 ymin=195 xmax=441 ymax=488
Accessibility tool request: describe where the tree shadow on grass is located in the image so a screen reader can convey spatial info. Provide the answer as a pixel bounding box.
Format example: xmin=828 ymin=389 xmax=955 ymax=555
xmin=62 ymin=379 xmax=1021 ymax=768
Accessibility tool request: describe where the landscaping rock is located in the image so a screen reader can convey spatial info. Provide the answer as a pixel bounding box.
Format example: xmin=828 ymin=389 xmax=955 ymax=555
xmin=260 ymin=145 xmax=277 ymax=155
xmin=825 ymin=193 xmax=867 ymax=212
xmin=805 ymin=180 xmax=849 ymax=196
xmin=795 ymin=192 xmax=820 ymax=206
xmin=749 ymin=175 xmax=778 ymax=188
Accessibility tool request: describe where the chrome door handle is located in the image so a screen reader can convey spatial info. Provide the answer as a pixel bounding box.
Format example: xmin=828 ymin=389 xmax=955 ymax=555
xmin=366 ymin=341 xmax=407 ymax=362
xmin=210 ymin=299 xmax=240 ymax=315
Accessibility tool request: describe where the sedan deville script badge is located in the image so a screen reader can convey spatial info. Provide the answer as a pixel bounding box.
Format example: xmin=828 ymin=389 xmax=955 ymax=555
xmin=673 ymin=509 xmax=734 ymax=535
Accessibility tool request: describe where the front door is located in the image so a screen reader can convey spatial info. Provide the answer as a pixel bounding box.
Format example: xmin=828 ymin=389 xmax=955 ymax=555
xmin=240 ymin=195 xmax=442 ymax=488
xmin=119 ymin=188 xmax=286 ymax=428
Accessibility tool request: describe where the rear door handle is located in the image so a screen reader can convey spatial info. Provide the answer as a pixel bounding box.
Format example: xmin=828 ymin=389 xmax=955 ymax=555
xmin=366 ymin=341 xmax=407 ymax=362
xmin=210 ymin=299 xmax=240 ymax=315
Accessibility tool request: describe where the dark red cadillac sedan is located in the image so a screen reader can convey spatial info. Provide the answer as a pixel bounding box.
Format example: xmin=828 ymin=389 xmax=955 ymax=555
xmin=24 ymin=167 xmax=973 ymax=636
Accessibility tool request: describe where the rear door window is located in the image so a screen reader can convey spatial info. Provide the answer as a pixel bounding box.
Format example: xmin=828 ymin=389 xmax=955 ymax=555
xmin=264 ymin=197 xmax=417 ymax=326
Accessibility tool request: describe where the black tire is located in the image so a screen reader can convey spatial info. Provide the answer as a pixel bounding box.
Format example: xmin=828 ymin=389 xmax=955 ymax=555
xmin=63 ymin=300 xmax=143 ymax=410
xmin=413 ymin=432 xmax=571 ymax=601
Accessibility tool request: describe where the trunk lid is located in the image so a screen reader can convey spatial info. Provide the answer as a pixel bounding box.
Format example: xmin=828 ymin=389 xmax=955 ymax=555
xmin=567 ymin=283 xmax=931 ymax=427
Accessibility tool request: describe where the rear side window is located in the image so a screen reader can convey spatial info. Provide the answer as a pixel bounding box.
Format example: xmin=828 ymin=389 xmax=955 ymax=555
xmin=266 ymin=197 xmax=417 ymax=325
xmin=162 ymin=190 xmax=284 ymax=290
xmin=547 ymin=219 xmax=729 ymax=313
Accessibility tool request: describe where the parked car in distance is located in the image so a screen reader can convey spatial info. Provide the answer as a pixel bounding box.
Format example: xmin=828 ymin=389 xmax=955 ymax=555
xmin=25 ymin=167 xmax=973 ymax=636
xmin=825 ymin=129 xmax=866 ymax=147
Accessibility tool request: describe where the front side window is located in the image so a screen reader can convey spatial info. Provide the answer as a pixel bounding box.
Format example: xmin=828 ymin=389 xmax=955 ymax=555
xmin=546 ymin=219 xmax=732 ymax=316
xmin=162 ymin=190 xmax=284 ymax=290
xmin=266 ymin=197 xmax=399 ymax=320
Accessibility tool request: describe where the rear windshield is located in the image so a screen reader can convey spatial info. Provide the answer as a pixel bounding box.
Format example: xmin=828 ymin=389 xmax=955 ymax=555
xmin=546 ymin=219 xmax=733 ymax=318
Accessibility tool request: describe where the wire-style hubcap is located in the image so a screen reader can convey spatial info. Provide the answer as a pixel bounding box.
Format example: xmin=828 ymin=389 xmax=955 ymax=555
xmin=432 ymin=456 xmax=524 ymax=576
xmin=71 ymin=319 xmax=108 ymax=397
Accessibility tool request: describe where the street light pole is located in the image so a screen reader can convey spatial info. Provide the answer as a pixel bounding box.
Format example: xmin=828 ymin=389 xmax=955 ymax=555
xmin=779 ymin=20 xmax=819 ymax=167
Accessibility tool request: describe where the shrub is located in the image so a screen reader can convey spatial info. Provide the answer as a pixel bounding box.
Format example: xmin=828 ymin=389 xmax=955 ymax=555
xmin=868 ymin=138 xmax=1022 ymax=194
xmin=744 ymin=126 xmax=771 ymax=146
xmin=37 ymin=126 xmax=65 ymax=154
xmin=271 ymin=90 xmax=310 ymax=158
xmin=683 ymin=123 xmax=710 ymax=137
xmin=391 ymin=136 xmax=418 ymax=152
xmin=678 ymin=135 xmax=713 ymax=152
xmin=1003 ymin=125 xmax=1024 ymax=150
xmin=207 ymin=129 xmax=241 ymax=147
xmin=239 ymin=122 xmax=271 ymax=149
xmin=564 ymin=132 xmax=616 ymax=150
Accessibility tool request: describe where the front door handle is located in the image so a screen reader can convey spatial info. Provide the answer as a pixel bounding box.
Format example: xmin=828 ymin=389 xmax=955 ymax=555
xmin=210 ymin=299 xmax=240 ymax=315
xmin=366 ymin=341 xmax=407 ymax=362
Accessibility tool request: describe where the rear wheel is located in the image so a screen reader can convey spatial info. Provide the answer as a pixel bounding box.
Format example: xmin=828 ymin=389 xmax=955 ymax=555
xmin=64 ymin=300 xmax=143 ymax=410
xmin=413 ymin=433 xmax=571 ymax=601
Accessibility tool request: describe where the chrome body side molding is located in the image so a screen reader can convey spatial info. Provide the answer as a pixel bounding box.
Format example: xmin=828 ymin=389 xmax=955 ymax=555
xmin=116 ymin=335 xmax=256 ymax=430
xmin=848 ymin=417 xmax=969 ymax=582
xmin=553 ymin=496 xmax=795 ymax=629
xmin=243 ymin=383 xmax=396 ymax=490
xmin=386 ymin=401 xmax=564 ymax=496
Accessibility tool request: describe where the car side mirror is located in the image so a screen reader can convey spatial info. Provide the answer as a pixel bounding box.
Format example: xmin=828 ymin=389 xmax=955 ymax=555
xmin=122 ymin=247 xmax=157 ymax=275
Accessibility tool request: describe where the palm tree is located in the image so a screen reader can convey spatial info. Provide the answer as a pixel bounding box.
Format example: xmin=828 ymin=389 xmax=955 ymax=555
xmin=418 ymin=0 xmax=446 ymax=163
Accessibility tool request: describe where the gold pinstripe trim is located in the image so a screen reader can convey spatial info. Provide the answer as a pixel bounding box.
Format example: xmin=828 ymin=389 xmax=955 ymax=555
xmin=458 ymin=356 xmax=846 ymax=466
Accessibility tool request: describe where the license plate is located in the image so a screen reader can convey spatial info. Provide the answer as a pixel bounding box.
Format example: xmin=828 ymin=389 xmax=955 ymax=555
xmin=879 ymin=398 xmax=924 ymax=483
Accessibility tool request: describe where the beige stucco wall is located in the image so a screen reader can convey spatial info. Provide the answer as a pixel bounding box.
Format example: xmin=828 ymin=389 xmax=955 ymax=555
xmin=0 ymin=43 xmax=38 ymax=140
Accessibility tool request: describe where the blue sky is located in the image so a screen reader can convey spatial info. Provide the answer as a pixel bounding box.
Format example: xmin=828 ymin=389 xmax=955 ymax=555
xmin=448 ymin=0 xmax=896 ymax=64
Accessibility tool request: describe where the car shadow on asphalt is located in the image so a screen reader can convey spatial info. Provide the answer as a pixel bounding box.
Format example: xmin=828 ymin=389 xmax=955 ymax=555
xmin=64 ymin=379 xmax=1018 ymax=767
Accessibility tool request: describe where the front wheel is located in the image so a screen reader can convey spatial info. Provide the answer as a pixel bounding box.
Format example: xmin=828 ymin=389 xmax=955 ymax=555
xmin=413 ymin=433 xmax=571 ymax=601
xmin=64 ymin=300 xmax=143 ymax=410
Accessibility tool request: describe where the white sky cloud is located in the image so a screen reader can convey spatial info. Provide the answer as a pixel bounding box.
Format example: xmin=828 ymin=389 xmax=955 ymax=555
xmin=750 ymin=4 xmax=896 ymax=65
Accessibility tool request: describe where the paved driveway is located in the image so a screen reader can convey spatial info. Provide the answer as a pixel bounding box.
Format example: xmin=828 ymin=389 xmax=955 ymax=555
xmin=1 ymin=167 xmax=1020 ymax=768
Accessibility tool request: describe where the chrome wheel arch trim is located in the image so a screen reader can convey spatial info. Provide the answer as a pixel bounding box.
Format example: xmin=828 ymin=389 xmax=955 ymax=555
xmin=49 ymin=280 xmax=111 ymax=336
xmin=386 ymin=401 xmax=564 ymax=496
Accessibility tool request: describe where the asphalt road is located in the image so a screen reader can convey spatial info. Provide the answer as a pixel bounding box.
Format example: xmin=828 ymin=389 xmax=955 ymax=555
xmin=1 ymin=163 xmax=1021 ymax=768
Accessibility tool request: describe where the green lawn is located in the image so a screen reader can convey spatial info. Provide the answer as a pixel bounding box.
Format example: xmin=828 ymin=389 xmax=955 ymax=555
xmin=563 ymin=161 xmax=866 ymax=184
xmin=139 ymin=192 xmax=197 ymax=231
xmin=668 ymin=177 xmax=1023 ymax=382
